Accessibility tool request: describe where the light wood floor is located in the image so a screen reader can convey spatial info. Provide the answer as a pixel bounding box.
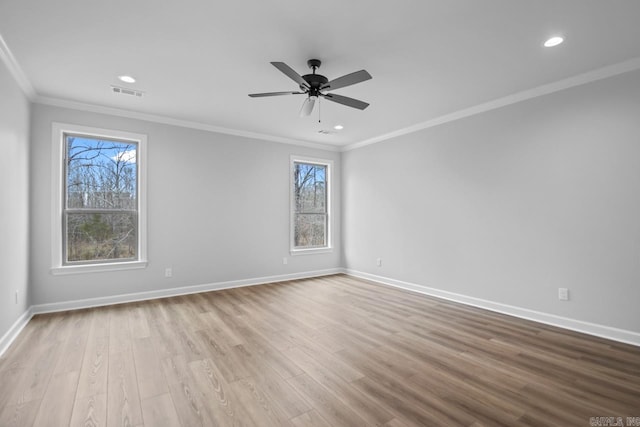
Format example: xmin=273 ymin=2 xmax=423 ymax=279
xmin=1 ymin=274 xmax=639 ymax=426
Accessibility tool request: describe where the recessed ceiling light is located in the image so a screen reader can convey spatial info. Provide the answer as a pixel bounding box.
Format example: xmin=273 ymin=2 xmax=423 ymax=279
xmin=334 ymin=125 xmax=344 ymax=130
xmin=118 ymin=75 xmax=136 ymax=83
xmin=544 ymin=36 xmax=564 ymax=47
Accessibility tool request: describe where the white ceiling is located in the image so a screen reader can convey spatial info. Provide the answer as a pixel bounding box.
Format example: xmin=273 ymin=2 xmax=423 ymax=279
xmin=2 ymin=0 xmax=640 ymax=148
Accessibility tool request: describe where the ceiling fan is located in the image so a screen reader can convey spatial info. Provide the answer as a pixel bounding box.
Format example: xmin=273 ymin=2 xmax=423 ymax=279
xmin=249 ymin=59 xmax=372 ymax=117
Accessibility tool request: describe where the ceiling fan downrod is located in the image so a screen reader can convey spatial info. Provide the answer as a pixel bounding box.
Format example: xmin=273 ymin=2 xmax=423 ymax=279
xmin=307 ymin=59 xmax=321 ymax=73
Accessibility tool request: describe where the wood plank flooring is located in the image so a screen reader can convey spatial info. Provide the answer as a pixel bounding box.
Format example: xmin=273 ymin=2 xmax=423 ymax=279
xmin=0 ymin=274 xmax=639 ymax=426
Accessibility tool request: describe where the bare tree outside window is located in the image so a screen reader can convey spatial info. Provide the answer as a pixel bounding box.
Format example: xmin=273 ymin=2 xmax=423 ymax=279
xmin=64 ymin=135 xmax=138 ymax=263
xmin=293 ymin=162 xmax=327 ymax=248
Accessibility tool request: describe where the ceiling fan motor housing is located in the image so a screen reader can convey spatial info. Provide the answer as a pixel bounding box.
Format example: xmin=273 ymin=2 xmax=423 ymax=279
xmin=301 ymin=74 xmax=329 ymax=96
xmin=302 ymin=58 xmax=327 ymax=96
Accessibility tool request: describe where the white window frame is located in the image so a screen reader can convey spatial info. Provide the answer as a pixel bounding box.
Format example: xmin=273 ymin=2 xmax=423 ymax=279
xmin=290 ymin=155 xmax=333 ymax=255
xmin=51 ymin=122 xmax=148 ymax=275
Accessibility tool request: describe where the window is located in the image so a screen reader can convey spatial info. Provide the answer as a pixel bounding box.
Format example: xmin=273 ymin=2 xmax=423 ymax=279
xmin=291 ymin=157 xmax=332 ymax=253
xmin=52 ymin=123 xmax=147 ymax=274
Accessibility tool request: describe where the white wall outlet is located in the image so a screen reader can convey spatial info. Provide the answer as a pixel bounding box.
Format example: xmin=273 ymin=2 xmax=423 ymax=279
xmin=376 ymin=258 xmax=382 ymax=267
xmin=558 ymin=287 xmax=569 ymax=301
xmin=283 ymin=257 xmax=288 ymax=265
xmin=165 ymin=267 xmax=173 ymax=278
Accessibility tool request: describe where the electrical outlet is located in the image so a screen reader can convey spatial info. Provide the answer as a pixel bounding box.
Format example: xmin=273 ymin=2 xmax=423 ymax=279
xmin=165 ymin=267 xmax=172 ymax=278
xmin=558 ymin=288 xmax=569 ymax=301
xmin=376 ymin=258 xmax=382 ymax=267
xmin=283 ymin=257 xmax=288 ymax=265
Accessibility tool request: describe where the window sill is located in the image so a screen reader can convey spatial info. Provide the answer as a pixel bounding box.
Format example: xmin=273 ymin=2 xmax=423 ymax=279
xmin=290 ymin=247 xmax=333 ymax=256
xmin=51 ymin=260 xmax=148 ymax=275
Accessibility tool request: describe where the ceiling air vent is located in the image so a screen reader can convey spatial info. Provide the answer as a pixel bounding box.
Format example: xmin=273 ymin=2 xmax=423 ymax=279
xmin=111 ymin=85 xmax=144 ymax=98
xmin=317 ymin=130 xmax=333 ymax=135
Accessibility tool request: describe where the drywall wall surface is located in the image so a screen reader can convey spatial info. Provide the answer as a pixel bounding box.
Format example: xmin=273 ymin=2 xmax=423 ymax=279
xmin=29 ymin=104 xmax=341 ymax=305
xmin=343 ymin=69 xmax=640 ymax=332
xmin=0 ymin=59 xmax=31 ymax=337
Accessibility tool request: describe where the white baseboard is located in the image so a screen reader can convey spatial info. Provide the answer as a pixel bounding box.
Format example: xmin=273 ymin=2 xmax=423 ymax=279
xmin=0 ymin=308 xmax=34 ymax=357
xmin=345 ymin=269 xmax=640 ymax=347
xmin=0 ymin=268 xmax=341 ymax=357
xmin=30 ymin=268 xmax=343 ymax=315
xmin=5 ymin=267 xmax=637 ymax=358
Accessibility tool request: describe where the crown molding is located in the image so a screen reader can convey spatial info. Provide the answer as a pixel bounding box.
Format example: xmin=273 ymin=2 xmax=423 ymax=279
xmin=35 ymin=96 xmax=341 ymax=152
xmin=343 ymin=56 xmax=640 ymax=152
xmin=0 ymin=33 xmax=36 ymax=100
xmin=7 ymin=22 xmax=640 ymax=155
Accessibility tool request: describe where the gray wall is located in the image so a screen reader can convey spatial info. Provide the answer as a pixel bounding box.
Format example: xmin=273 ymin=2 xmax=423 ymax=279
xmin=5 ymin=63 xmax=640 ymax=342
xmin=343 ymin=69 xmax=640 ymax=332
xmin=29 ymin=104 xmax=341 ymax=305
xmin=0 ymin=60 xmax=31 ymax=337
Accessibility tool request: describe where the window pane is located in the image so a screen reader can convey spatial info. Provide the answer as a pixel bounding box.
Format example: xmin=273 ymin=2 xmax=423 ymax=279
xmin=294 ymin=213 xmax=326 ymax=247
xmin=66 ymin=136 xmax=137 ymax=209
xmin=66 ymin=212 xmax=137 ymax=262
xmin=294 ymin=163 xmax=326 ymax=214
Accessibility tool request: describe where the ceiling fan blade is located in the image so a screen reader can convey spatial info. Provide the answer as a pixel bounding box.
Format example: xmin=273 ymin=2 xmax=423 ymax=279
xmin=248 ymin=91 xmax=305 ymax=97
xmin=271 ymin=62 xmax=310 ymax=89
xmin=321 ymin=70 xmax=372 ymax=91
xmin=321 ymin=93 xmax=369 ymax=110
xmin=299 ymin=96 xmax=317 ymax=117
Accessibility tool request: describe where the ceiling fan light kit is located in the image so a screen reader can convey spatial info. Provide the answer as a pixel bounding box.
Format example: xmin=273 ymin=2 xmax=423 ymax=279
xmin=249 ymin=59 xmax=372 ymax=117
xmin=299 ymin=95 xmax=318 ymax=117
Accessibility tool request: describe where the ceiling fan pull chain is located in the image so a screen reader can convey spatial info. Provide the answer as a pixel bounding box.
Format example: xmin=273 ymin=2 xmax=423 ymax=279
xmin=318 ymin=98 xmax=321 ymax=123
